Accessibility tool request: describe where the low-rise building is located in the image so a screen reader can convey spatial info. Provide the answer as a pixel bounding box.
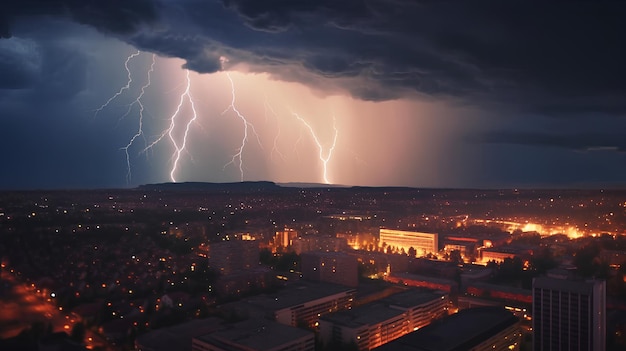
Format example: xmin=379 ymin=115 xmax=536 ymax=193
xmin=385 ymin=272 xmax=458 ymax=295
xmin=192 ymin=319 xmax=314 ymax=351
xmin=319 ymin=289 xmax=448 ymax=351
xmin=373 ymin=307 xmax=521 ymax=351
xmin=219 ymin=281 xmax=355 ymax=328
xmin=301 ymin=251 xmax=358 ymax=287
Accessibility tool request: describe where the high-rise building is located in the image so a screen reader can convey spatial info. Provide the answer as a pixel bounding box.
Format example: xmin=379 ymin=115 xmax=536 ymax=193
xmin=379 ymin=229 xmax=438 ymax=256
xmin=532 ymin=276 xmax=606 ymax=351
xmin=208 ymin=238 xmax=259 ymax=275
xmin=274 ymin=228 xmax=298 ymax=249
xmin=301 ymin=251 xmax=359 ymax=287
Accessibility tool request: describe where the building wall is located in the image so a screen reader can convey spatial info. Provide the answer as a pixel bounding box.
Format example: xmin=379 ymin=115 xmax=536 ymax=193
xmin=274 ymin=290 xmax=355 ymax=327
xmin=320 ymin=292 xmax=448 ymax=351
xmin=470 ymin=322 xmax=522 ymax=351
xmin=481 ymin=250 xmax=515 ymax=263
xmin=379 ymin=229 xmax=438 ymax=256
xmin=274 ymin=229 xmax=298 ymax=249
xmin=385 ymin=274 xmax=458 ymax=294
xmin=532 ymin=277 xmax=606 ymax=351
xmin=301 ymin=251 xmax=358 ymax=287
xmin=208 ymin=239 xmax=259 ymax=275
xmin=390 ymin=295 xmax=448 ymax=331
xmin=319 ymin=312 xmax=408 ymax=351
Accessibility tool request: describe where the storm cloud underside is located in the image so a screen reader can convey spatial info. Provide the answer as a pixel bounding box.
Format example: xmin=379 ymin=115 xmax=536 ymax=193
xmin=1 ymin=0 xmax=626 ymax=189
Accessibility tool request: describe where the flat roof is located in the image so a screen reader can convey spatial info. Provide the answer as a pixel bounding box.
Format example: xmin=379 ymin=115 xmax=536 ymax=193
xmin=373 ymin=307 xmax=518 ymax=351
xmin=382 ymin=289 xmax=446 ymax=308
xmin=468 ymin=282 xmax=531 ymax=296
xmin=320 ymin=304 xmax=405 ymax=328
xmin=137 ymin=317 xmax=223 ymax=351
xmin=321 ymin=289 xmax=444 ymax=328
xmin=196 ymin=319 xmax=313 ymax=350
xmin=533 ymin=276 xmax=603 ymax=294
xmin=390 ymin=272 xmax=458 ymax=287
xmin=243 ymin=281 xmax=355 ymax=311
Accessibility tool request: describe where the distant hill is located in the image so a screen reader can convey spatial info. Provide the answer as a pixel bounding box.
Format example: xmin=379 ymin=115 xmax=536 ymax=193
xmin=277 ymin=182 xmax=348 ymax=188
xmin=137 ymin=181 xmax=355 ymax=192
xmin=137 ymin=181 xmax=282 ymax=193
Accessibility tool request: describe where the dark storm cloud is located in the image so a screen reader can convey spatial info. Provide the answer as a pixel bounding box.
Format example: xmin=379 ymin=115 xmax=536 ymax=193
xmin=476 ymin=131 xmax=626 ymax=153
xmin=2 ymin=0 xmax=626 ymax=115
xmin=162 ymin=0 xmax=626 ymax=113
xmin=221 ymin=0 xmax=372 ymax=33
xmin=0 ymin=0 xmax=158 ymax=38
xmin=0 ymin=38 xmax=41 ymax=89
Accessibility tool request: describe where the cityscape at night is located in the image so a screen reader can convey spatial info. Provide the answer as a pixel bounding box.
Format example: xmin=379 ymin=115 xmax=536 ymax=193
xmin=2 ymin=1 xmax=626 ymax=351
xmin=1 ymin=185 xmax=626 ymax=350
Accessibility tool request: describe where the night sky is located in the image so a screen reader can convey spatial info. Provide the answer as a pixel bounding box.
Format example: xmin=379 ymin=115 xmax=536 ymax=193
xmin=1 ymin=1 xmax=626 ymax=189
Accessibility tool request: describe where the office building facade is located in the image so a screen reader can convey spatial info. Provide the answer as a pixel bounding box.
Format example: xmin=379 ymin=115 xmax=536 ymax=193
xmin=301 ymin=251 xmax=359 ymax=287
xmin=532 ymin=276 xmax=606 ymax=351
xmin=379 ymin=229 xmax=438 ymax=257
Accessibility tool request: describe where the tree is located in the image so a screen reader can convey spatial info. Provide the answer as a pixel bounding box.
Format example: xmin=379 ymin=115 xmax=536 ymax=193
xmin=449 ymin=250 xmax=463 ymax=265
xmin=530 ymin=247 xmax=557 ymax=274
xmin=70 ymin=322 xmax=86 ymax=344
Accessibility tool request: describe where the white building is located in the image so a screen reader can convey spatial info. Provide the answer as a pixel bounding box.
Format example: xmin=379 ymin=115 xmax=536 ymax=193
xmin=379 ymin=229 xmax=438 ymax=256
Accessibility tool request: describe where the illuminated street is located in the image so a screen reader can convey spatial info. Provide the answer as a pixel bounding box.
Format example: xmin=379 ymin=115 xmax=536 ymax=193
xmin=0 ymin=270 xmax=116 ymax=350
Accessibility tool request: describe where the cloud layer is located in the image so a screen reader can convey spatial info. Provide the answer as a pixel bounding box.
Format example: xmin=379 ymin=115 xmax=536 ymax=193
xmin=2 ymin=0 xmax=625 ymax=115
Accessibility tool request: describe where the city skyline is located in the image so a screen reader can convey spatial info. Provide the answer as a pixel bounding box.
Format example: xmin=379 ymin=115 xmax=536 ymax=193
xmin=2 ymin=1 xmax=626 ymax=190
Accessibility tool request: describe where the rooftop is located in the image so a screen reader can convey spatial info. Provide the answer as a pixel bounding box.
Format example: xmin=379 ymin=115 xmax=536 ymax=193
xmin=137 ymin=318 xmax=223 ymax=351
xmin=196 ymin=319 xmax=313 ymax=350
xmin=382 ymin=289 xmax=446 ymax=309
xmin=321 ymin=289 xmax=444 ymax=328
xmin=373 ymin=307 xmax=519 ymax=351
xmin=243 ymin=281 xmax=355 ymax=311
xmin=320 ymin=303 xmax=405 ymax=328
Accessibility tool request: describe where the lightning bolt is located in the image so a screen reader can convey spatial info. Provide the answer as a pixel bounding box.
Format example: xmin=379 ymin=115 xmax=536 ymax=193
xmin=264 ymin=99 xmax=286 ymax=162
xmin=120 ymin=54 xmax=156 ymax=184
xmin=143 ymin=69 xmax=198 ymax=182
xmin=222 ymin=72 xmax=263 ymax=181
xmin=292 ymin=112 xmax=339 ymax=184
xmin=93 ymin=51 xmax=141 ymax=118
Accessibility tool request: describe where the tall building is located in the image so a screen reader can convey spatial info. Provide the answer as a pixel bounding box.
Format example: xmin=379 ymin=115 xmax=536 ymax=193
xmin=274 ymin=228 xmax=298 ymax=249
xmin=379 ymin=229 xmax=438 ymax=256
xmin=208 ymin=238 xmax=259 ymax=275
xmin=301 ymin=251 xmax=358 ymax=287
xmin=532 ymin=276 xmax=606 ymax=351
